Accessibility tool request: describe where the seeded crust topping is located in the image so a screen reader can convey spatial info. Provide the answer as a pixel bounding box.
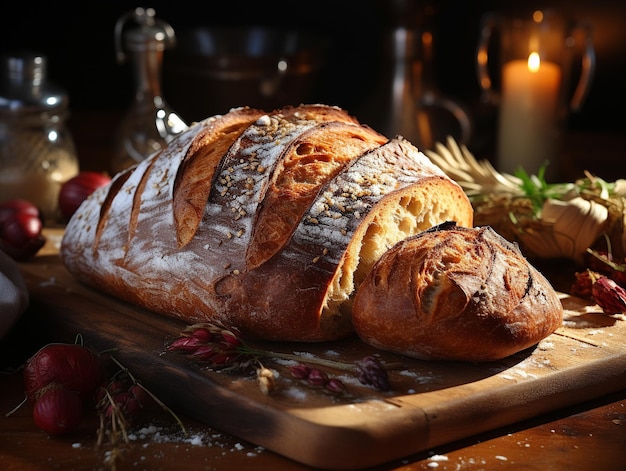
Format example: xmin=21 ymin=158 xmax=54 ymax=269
xmin=205 ymin=107 xmax=366 ymax=275
xmin=246 ymin=122 xmax=387 ymax=269
xmin=172 ymin=107 xmax=265 ymax=248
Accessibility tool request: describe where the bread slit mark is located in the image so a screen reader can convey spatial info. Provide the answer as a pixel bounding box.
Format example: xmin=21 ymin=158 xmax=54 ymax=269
xmin=482 ymin=226 xmax=537 ymax=312
xmin=172 ymin=110 xmax=264 ymax=248
xmin=93 ymin=169 xmax=132 ymax=255
xmin=126 ymin=156 xmax=159 ymax=252
xmin=246 ymin=122 xmax=387 ymax=270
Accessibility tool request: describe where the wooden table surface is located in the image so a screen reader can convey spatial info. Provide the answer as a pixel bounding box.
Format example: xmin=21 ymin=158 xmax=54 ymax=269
xmin=1 ymin=339 xmax=625 ymax=471
xmin=1 ymin=111 xmax=625 ymax=470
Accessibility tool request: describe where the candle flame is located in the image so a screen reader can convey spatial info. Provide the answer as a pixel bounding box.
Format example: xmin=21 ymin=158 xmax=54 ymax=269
xmin=527 ymin=52 xmax=541 ymax=73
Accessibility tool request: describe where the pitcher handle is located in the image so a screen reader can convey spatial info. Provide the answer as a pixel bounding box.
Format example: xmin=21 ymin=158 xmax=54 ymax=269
xmin=570 ymin=22 xmax=596 ymax=112
xmin=438 ymin=97 xmax=473 ymax=145
xmin=476 ymin=13 xmax=499 ymax=104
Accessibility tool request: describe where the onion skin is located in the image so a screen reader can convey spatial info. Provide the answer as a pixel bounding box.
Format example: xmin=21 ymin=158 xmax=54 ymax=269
xmin=32 ymin=387 xmax=84 ymax=435
xmin=24 ymin=343 xmax=105 ymax=403
xmin=1 ymin=212 xmax=42 ymax=246
xmin=58 ymin=171 xmax=111 ymax=221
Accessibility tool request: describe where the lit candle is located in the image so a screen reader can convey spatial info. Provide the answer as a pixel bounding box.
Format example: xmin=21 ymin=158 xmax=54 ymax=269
xmin=497 ymin=52 xmax=562 ymax=175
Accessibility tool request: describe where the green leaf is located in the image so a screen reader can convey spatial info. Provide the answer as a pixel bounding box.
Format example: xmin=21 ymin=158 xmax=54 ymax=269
xmin=512 ymin=162 xmax=575 ymax=217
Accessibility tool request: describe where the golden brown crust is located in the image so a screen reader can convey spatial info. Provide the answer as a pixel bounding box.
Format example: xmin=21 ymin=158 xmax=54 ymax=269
xmin=173 ymin=107 xmax=265 ymax=248
xmin=352 ymin=222 xmax=564 ymax=361
xmin=61 ymin=105 xmax=475 ymax=343
xmin=247 ymin=121 xmax=387 ymax=270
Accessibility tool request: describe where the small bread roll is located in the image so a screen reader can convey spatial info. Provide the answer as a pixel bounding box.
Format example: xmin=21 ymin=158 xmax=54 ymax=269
xmin=352 ymin=222 xmax=563 ymax=361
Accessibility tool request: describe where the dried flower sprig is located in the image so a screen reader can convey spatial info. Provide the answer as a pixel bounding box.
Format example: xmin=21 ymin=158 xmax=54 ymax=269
xmin=571 ymin=248 xmax=626 ymax=315
xmin=96 ymin=356 xmax=187 ymax=449
xmin=167 ymin=323 xmax=399 ymax=392
xmin=592 ymin=276 xmax=626 ymax=314
xmin=356 ymin=356 xmax=391 ymax=391
xmin=288 ymin=364 xmax=348 ymax=394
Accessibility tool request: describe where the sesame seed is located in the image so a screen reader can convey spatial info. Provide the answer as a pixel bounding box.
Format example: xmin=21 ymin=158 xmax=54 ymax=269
xmin=233 ymin=269 xmax=240 ymax=275
xmin=312 ymin=256 xmax=320 ymax=263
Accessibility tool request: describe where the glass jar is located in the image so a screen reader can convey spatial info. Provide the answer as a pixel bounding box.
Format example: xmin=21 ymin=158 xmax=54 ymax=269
xmin=0 ymin=52 xmax=79 ymax=223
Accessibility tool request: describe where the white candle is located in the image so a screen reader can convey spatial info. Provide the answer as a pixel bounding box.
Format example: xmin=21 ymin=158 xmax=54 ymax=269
xmin=497 ymin=54 xmax=562 ymax=175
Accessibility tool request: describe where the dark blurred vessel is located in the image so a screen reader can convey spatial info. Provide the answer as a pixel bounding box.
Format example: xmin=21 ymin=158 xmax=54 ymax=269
xmin=359 ymin=0 xmax=471 ymax=150
xmin=163 ymin=27 xmax=327 ymax=122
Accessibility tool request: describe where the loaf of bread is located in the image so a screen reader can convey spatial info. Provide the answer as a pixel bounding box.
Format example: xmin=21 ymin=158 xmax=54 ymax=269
xmin=60 ymin=104 xmax=474 ymax=342
xmin=352 ymin=221 xmax=564 ymax=361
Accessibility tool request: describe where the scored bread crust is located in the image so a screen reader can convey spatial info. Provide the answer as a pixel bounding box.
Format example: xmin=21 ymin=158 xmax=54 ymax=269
xmin=61 ymin=104 xmax=474 ymax=342
xmin=352 ymin=222 xmax=564 ymax=361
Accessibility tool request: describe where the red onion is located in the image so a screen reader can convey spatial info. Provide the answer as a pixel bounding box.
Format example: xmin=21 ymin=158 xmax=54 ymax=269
xmin=32 ymin=387 xmax=84 ymax=435
xmin=58 ymin=171 xmax=111 ymax=221
xmin=0 ymin=199 xmax=46 ymax=260
xmin=24 ymin=343 xmax=105 ymax=403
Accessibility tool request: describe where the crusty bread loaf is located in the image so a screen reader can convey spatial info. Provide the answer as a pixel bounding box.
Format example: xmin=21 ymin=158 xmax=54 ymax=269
xmin=61 ymin=104 xmax=474 ymax=342
xmin=352 ymin=222 xmax=564 ymax=361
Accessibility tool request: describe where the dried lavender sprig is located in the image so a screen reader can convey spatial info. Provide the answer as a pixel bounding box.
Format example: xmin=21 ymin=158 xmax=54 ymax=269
xmin=355 ymin=356 xmax=391 ymax=392
xmin=224 ymin=344 xmax=397 ymax=392
xmin=169 ymin=323 xmax=402 ymax=392
xmin=288 ymin=365 xmax=349 ymax=394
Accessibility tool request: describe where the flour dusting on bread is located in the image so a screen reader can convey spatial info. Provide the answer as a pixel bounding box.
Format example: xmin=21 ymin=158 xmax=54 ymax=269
xmin=61 ymin=104 xmax=474 ymax=342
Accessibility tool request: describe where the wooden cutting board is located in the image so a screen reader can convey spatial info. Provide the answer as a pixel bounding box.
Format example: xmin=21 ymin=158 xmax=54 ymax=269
xmin=17 ymin=230 xmax=626 ymax=470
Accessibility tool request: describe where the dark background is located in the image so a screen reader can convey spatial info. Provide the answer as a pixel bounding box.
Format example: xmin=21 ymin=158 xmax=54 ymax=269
xmin=1 ymin=0 xmax=624 ymax=166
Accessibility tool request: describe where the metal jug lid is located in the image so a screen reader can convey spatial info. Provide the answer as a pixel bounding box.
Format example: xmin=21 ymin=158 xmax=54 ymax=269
xmin=115 ymin=7 xmax=176 ymax=63
xmin=0 ymin=51 xmax=68 ymax=113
